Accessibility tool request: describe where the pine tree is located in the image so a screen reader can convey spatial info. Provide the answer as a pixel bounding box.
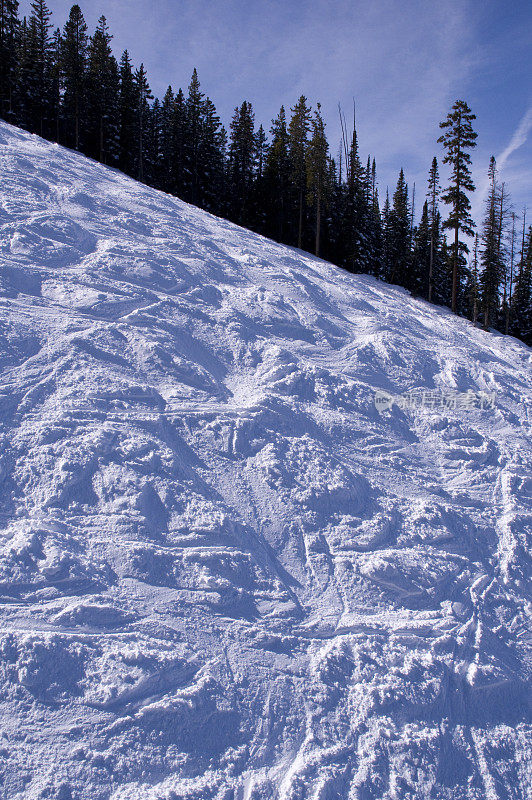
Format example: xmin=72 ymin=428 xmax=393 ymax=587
xmin=465 ymin=233 xmax=480 ymax=324
xmin=436 ymin=236 xmax=453 ymax=307
xmin=15 ymin=14 xmax=32 ymax=129
xmin=228 ymin=100 xmax=256 ymax=225
xmin=118 ymin=50 xmax=136 ymax=175
xmin=337 ymin=121 xmax=369 ymax=274
xmin=251 ymin=123 xmax=268 ymax=232
xmin=306 ymin=103 xmax=329 ymax=257
xmin=86 ymin=16 xmax=119 ymax=164
xmin=438 ymin=100 xmax=477 ymax=313
xmin=0 ymin=0 xmax=20 ymax=123
xmin=158 ymin=85 xmax=175 ymax=191
xmin=382 ymin=189 xmax=392 ymax=279
xmin=133 ymin=63 xmax=152 ymax=182
xmin=147 ymin=96 xmax=162 ymax=186
xmin=412 ymin=201 xmax=431 ymax=296
xmin=24 ymin=0 xmax=53 ymax=136
xmin=264 ymin=106 xmax=290 ymax=242
xmin=350 ymin=133 xmax=371 ymax=272
xmin=359 ymin=158 xmax=384 ymax=278
xmin=325 ymin=156 xmax=341 ymax=265
xmin=289 ymin=95 xmax=311 ymax=248
xmin=49 ymin=26 xmax=61 ymax=140
xmin=177 ymin=69 xmax=225 ymax=212
xmin=427 ymin=156 xmax=440 ymax=303
xmin=61 ymin=4 xmax=88 ymax=150
xmin=170 ymin=87 xmax=186 ymax=197
xmin=255 ymin=124 xmax=267 ymax=180
xmin=495 ymin=181 xmax=512 ymax=331
xmin=364 ymin=156 xmax=372 ymax=205
xmin=479 ymin=157 xmax=504 ymax=329
xmin=387 ymin=168 xmax=411 ymax=287
xmin=183 ymin=68 xmax=203 ymax=205
xmin=198 ymin=95 xmax=226 ymax=214
xmin=346 ymin=124 xmax=365 ymax=189
xmin=369 ymin=181 xmax=384 ymax=278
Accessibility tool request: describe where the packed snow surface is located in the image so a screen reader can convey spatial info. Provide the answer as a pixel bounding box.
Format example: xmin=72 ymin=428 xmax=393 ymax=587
xmin=0 ymin=121 xmax=530 ymax=800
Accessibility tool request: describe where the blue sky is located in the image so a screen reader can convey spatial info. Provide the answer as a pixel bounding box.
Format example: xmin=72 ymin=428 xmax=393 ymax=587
xmin=21 ymin=0 xmax=532 ymax=235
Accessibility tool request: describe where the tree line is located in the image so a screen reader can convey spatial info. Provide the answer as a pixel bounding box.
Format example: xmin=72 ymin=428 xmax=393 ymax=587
xmin=1 ymin=1 xmax=531 ymax=345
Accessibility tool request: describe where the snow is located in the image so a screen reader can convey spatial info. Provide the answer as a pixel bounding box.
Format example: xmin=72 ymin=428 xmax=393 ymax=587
xmin=0 ymin=120 xmax=530 ymax=799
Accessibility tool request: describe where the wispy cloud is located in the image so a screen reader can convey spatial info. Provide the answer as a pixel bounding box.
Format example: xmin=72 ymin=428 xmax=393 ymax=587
xmin=497 ymin=107 xmax=532 ymax=171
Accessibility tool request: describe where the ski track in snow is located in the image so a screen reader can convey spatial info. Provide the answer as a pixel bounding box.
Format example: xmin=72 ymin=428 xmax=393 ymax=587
xmin=0 ymin=121 xmax=531 ymax=799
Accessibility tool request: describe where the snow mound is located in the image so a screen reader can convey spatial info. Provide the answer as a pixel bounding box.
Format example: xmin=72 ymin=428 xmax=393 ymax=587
xmin=0 ymin=121 xmax=530 ymax=799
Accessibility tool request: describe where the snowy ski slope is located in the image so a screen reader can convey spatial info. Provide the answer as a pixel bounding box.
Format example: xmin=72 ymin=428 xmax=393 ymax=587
xmin=0 ymin=121 xmax=531 ymax=799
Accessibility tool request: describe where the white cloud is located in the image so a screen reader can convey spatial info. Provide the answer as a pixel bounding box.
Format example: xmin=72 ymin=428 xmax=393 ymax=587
xmin=497 ymin=106 xmax=532 ymax=171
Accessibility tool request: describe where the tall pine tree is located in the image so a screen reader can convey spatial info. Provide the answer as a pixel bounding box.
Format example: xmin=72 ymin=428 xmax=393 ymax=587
xmin=86 ymin=16 xmax=119 ymax=164
xmin=289 ymin=96 xmax=311 ymax=249
xmin=60 ymin=3 xmax=88 ymax=150
xmin=465 ymin=233 xmax=480 ymax=324
xmin=426 ymin=156 xmax=440 ymax=303
xmin=183 ymin=68 xmax=203 ymax=205
xmin=438 ymin=100 xmax=477 ymax=313
xmin=228 ymin=100 xmax=256 ymax=225
xmin=118 ymin=50 xmax=136 ymax=175
xmin=387 ymin=168 xmax=411 ymax=287
xmin=198 ymin=94 xmax=226 ymax=214
xmin=25 ymin=0 xmax=53 ymax=136
xmin=264 ymin=106 xmax=290 ymax=242
xmin=306 ymin=103 xmax=329 ymax=257
xmin=412 ymin=201 xmax=431 ymax=297
xmin=479 ymin=157 xmax=504 ymax=329
xmin=133 ymin=63 xmax=152 ymax=182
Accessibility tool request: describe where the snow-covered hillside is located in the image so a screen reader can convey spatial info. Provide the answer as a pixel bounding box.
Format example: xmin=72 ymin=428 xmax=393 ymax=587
xmin=0 ymin=120 xmax=530 ymax=800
